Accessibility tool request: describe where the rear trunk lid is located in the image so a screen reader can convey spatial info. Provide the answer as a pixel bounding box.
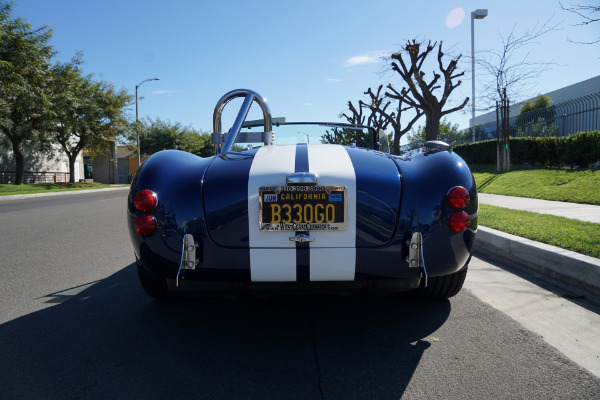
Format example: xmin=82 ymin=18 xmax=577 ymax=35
xmin=202 ymin=144 xmax=401 ymax=248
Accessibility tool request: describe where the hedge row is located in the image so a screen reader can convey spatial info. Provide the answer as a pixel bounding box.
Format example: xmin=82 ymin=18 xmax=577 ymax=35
xmin=454 ymin=131 xmax=600 ymax=167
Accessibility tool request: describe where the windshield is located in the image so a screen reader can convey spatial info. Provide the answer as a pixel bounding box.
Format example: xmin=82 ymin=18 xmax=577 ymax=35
xmin=238 ymin=122 xmax=377 ymax=149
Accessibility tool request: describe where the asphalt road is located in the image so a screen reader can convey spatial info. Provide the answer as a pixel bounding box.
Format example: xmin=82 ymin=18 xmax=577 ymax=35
xmin=1 ymin=189 xmax=599 ymax=399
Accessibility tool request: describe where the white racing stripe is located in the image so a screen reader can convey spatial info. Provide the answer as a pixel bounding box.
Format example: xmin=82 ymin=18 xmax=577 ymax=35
xmin=306 ymin=145 xmax=357 ymax=248
xmin=250 ymin=249 xmax=297 ymax=282
xmin=247 ymin=144 xmax=357 ymax=282
xmin=307 ymin=144 xmax=357 ymax=280
xmin=248 ymin=145 xmax=297 ymax=281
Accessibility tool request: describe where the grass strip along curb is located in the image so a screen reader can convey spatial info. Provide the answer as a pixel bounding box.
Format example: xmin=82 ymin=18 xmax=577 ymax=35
xmin=479 ymin=204 xmax=600 ymax=259
xmin=0 ymin=182 xmax=116 ymax=196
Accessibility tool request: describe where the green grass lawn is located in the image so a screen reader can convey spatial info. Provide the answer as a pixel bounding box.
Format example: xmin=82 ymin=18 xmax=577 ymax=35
xmin=471 ymin=164 xmax=600 ymax=258
xmin=470 ymin=164 xmax=600 ymax=205
xmin=478 ymin=204 xmax=600 ymax=259
xmin=0 ymin=182 xmax=118 ymax=196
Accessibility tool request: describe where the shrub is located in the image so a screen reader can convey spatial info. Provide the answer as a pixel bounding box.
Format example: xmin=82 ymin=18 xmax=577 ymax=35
xmin=454 ymin=131 xmax=600 ymax=167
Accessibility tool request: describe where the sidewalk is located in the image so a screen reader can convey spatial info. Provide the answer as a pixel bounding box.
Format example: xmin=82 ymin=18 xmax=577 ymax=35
xmin=478 ymin=193 xmax=600 ymax=223
xmin=477 ymin=193 xmax=600 ymax=304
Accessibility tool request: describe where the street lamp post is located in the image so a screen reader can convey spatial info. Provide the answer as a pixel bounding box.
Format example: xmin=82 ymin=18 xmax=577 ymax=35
xmin=135 ymin=77 xmax=160 ymax=166
xmin=471 ymin=8 xmax=488 ymax=143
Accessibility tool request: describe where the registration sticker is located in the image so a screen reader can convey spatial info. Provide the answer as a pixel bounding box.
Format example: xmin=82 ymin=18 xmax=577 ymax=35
xmin=329 ymin=193 xmax=343 ymax=202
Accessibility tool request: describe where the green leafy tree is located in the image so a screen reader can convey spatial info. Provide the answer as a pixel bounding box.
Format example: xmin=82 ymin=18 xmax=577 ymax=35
xmin=48 ymin=54 xmax=131 ymax=182
xmin=132 ymin=117 xmax=213 ymax=157
xmin=0 ymin=0 xmax=54 ymax=184
xmin=514 ymin=94 xmax=556 ymax=137
xmin=519 ymin=94 xmax=552 ymax=113
xmin=179 ymin=130 xmax=214 ymax=157
xmin=321 ymin=127 xmax=371 ymax=148
xmin=406 ymin=118 xmax=462 ymax=147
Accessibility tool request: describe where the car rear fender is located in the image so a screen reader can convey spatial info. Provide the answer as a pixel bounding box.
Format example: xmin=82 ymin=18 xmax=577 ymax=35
xmin=393 ymin=148 xmax=478 ymax=278
xmin=127 ymin=150 xmax=215 ymax=278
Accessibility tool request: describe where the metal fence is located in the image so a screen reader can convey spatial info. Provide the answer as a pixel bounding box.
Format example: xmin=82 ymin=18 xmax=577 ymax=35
xmin=454 ymin=92 xmax=600 ymax=145
xmin=0 ymin=171 xmax=70 ymax=184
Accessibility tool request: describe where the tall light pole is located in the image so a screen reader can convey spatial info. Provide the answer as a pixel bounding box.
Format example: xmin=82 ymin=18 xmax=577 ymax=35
xmin=471 ymin=8 xmax=488 ymax=143
xmin=135 ymin=77 xmax=160 ymax=166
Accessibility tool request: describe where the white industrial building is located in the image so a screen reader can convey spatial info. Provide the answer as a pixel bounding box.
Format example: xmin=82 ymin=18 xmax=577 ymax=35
xmin=471 ymin=75 xmax=600 ymax=134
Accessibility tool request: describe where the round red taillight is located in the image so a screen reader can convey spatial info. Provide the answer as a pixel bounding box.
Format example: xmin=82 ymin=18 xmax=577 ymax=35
xmin=448 ymin=211 xmax=470 ymax=233
xmin=135 ymin=214 xmax=158 ymax=236
xmin=134 ymin=189 xmax=157 ymax=212
xmin=447 ymin=186 xmax=470 ymax=209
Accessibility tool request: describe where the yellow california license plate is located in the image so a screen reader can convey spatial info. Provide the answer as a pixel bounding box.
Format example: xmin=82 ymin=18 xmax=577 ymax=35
xmin=259 ymin=186 xmax=347 ymax=232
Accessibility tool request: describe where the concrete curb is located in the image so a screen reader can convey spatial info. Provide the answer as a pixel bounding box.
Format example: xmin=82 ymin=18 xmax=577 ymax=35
xmin=474 ymin=226 xmax=600 ymax=302
xmin=0 ymin=186 xmax=129 ymax=201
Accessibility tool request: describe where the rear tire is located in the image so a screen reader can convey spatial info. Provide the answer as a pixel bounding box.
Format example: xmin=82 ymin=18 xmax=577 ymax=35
xmin=136 ymin=262 xmax=172 ymax=300
xmin=409 ymin=261 xmax=469 ymax=300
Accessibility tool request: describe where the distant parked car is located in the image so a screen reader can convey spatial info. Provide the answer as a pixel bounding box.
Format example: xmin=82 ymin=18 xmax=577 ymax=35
xmin=127 ymin=89 xmax=477 ymax=300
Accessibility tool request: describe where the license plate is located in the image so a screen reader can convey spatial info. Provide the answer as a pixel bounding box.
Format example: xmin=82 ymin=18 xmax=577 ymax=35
xmin=259 ymin=186 xmax=347 ymax=232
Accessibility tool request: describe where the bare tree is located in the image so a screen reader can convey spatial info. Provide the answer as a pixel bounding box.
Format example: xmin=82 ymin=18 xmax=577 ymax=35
xmin=476 ymin=19 xmax=560 ymax=110
xmin=560 ymin=1 xmax=599 ymax=44
xmin=341 ymin=99 xmax=366 ymax=125
xmin=359 ymin=85 xmax=392 ymax=134
xmin=379 ymin=85 xmax=423 ymax=154
xmin=343 ymin=89 xmax=392 ymax=131
xmin=390 ymin=40 xmax=469 ymax=141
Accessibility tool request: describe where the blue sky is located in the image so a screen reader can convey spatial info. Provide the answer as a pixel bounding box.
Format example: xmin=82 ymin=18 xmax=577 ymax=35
xmin=14 ymin=0 xmax=600 ymax=143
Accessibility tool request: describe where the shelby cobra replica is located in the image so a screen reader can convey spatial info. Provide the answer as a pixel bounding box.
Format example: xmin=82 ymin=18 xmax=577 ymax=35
xmin=127 ymin=89 xmax=478 ymax=300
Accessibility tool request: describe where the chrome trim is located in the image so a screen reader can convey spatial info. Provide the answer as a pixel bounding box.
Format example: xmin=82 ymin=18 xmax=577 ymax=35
xmin=406 ymin=231 xmax=428 ymax=287
xmin=422 ymin=140 xmax=453 ymax=154
xmin=407 ymin=232 xmax=422 ymax=269
xmin=289 ymin=233 xmax=315 ymax=243
xmin=286 ymin=172 xmax=318 ymax=185
xmin=176 ymin=234 xmax=198 ymax=287
xmin=420 ymin=232 xmax=428 ymax=287
xmin=212 ymin=89 xmax=273 ymax=155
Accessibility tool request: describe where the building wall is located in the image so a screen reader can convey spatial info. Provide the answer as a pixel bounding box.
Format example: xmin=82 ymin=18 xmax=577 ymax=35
xmin=89 ymin=145 xmax=147 ymax=184
xmin=91 ymin=143 xmax=117 ymax=184
xmin=472 ymin=75 xmax=600 ymax=126
xmin=0 ymin=142 xmax=84 ymax=182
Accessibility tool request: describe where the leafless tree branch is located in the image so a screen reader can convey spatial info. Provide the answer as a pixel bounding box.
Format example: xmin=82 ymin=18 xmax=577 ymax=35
xmin=476 ymin=18 xmax=560 ymax=111
xmin=390 ymin=40 xmax=468 ymax=141
xmin=560 ymin=1 xmax=600 ymax=44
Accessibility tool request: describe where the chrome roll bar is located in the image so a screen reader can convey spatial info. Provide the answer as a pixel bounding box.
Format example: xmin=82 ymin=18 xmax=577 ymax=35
xmin=212 ymin=89 xmax=273 ymax=155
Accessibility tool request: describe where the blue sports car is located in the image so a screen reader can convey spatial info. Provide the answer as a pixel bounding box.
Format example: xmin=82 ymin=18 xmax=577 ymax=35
xmin=127 ymin=89 xmax=478 ymax=300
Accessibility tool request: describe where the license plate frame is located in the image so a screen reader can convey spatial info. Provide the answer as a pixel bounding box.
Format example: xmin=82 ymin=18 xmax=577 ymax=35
xmin=259 ymin=185 xmax=347 ymax=232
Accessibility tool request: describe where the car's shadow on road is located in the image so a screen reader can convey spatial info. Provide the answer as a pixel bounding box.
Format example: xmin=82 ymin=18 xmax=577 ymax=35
xmin=1 ymin=264 xmax=451 ymax=400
